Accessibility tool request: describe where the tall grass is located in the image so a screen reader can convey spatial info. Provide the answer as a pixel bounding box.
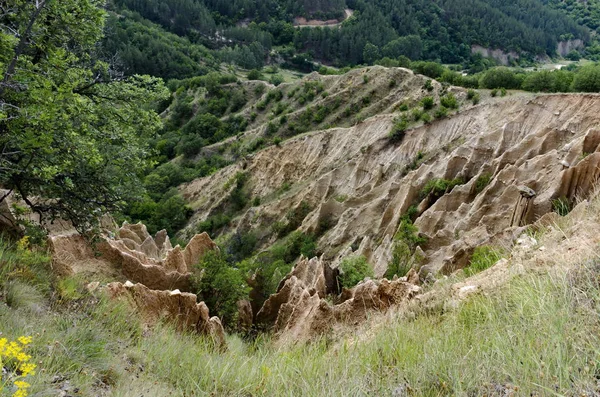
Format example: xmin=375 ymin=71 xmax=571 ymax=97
xmin=111 ymin=266 xmax=600 ymax=396
xmin=3 ymin=237 xmax=600 ymax=396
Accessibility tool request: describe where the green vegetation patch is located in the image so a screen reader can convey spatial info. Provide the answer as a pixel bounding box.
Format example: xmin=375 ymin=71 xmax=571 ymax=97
xmin=465 ymin=246 xmax=505 ymax=277
xmin=338 ymin=256 xmax=374 ymax=289
xmin=419 ymin=177 xmax=464 ymax=200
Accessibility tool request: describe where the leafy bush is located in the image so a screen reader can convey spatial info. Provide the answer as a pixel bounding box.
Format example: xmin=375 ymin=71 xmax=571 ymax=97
xmin=270 ymin=74 xmax=284 ymax=86
xmin=389 ymin=116 xmax=409 ymax=141
xmin=421 ymin=96 xmax=435 ymax=110
xmin=227 ymin=172 xmax=250 ymax=212
xmin=420 ymin=178 xmax=464 ymax=200
xmin=254 ymin=84 xmax=266 ymax=96
xmin=270 ymin=231 xmax=316 ymax=264
xmin=223 ymin=231 xmax=258 ymax=263
xmin=440 ymin=93 xmax=458 ymax=109
xmin=412 ymin=62 xmax=445 ymax=79
xmin=423 ymin=79 xmax=434 ymax=91
xmin=385 ymin=216 xmax=427 ymax=279
xmin=196 ymin=213 xmax=232 ymax=236
xmin=434 ymin=106 xmax=448 ymax=118
xmin=465 ymin=246 xmax=504 ymax=276
xmin=475 ymin=173 xmax=492 ymax=194
xmin=338 ymin=256 xmax=374 ymax=289
xmin=571 ymin=64 xmax=600 ymax=92
xmin=247 ymin=69 xmax=263 ymax=80
xmin=480 ymin=67 xmax=523 ymax=89
xmin=130 ymin=193 xmax=192 ymax=235
xmin=273 ymin=201 xmax=312 ymax=238
xmin=411 ymin=109 xmax=424 ymax=121
xmin=192 ymin=251 xmax=249 ymax=328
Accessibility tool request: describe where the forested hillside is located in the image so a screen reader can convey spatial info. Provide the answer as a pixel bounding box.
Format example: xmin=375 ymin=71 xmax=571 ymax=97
xmin=104 ymin=0 xmax=594 ymax=77
xmin=544 ymin=0 xmax=600 ymax=30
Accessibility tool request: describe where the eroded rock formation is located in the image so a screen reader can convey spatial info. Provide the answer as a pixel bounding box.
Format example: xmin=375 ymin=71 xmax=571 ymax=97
xmin=50 ymin=223 xmax=218 ymax=291
xmin=49 ymin=223 xmax=224 ymax=345
xmin=181 ymin=92 xmax=600 ymax=278
xmin=106 ymin=281 xmax=226 ymax=349
xmin=256 ymin=256 xmax=420 ymax=342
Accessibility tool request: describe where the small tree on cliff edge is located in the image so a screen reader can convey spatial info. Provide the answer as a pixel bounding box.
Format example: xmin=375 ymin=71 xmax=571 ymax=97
xmin=0 ymin=0 xmax=169 ymax=232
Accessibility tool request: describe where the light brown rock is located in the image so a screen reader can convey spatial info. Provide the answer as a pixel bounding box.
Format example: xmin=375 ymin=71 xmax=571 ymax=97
xmin=106 ymin=282 xmax=226 ymax=349
xmin=256 ymin=257 xmax=420 ymax=343
xmin=405 ymin=268 xmax=420 ymax=285
xmin=237 ymin=299 xmax=253 ymax=331
xmin=154 ymin=229 xmax=172 ymax=255
xmin=50 ymin=228 xmax=219 ymax=292
xmin=183 ymin=232 xmax=219 ymax=272
xmin=140 ymin=236 xmax=160 ymax=259
xmin=118 ymin=227 xmax=142 ymax=245
xmin=179 ymin=91 xmax=600 ymax=278
xmin=163 ymin=245 xmax=187 ymax=273
xmin=124 ymin=223 xmax=151 ymax=243
xmin=97 ymin=239 xmax=189 ymax=291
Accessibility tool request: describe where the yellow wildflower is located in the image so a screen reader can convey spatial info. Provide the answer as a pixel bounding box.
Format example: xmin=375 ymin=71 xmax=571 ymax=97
xmin=13 ymin=380 xmax=30 ymax=389
xmin=15 ymin=353 xmax=31 ymax=362
xmin=1 ymin=337 xmax=36 ymax=397
xmin=19 ymin=363 xmax=36 ymax=377
xmin=16 ymin=236 xmax=29 ymax=251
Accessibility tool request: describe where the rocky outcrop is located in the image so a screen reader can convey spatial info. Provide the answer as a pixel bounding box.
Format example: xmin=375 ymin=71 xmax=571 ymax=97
xmin=471 ymin=45 xmax=519 ymax=65
xmin=50 ymin=223 xmax=219 ymax=292
xmin=256 ymin=256 xmax=420 ymax=342
xmin=106 ymin=281 xmax=226 ymax=349
xmin=183 ymin=233 xmax=219 ymax=273
xmin=334 ymin=278 xmax=421 ymax=323
xmin=256 ymin=256 xmax=335 ymax=327
xmin=49 ymin=224 xmax=226 ymax=344
xmin=557 ymin=39 xmax=584 ymax=57
xmin=237 ymin=299 xmax=254 ymax=331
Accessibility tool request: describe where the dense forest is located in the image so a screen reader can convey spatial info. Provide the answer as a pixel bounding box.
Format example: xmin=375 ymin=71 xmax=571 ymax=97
xmin=543 ymin=0 xmax=600 ymax=30
xmin=104 ymin=0 xmax=594 ymax=76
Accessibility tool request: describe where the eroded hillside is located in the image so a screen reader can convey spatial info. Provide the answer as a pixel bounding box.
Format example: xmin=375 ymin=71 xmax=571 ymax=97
xmin=177 ymin=68 xmax=600 ymax=281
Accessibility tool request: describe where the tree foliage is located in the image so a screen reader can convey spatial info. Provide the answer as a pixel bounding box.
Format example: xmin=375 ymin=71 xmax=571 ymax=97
xmin=192 ymin=251 xmax=250 ymax=328
xmin=0 ymin=0 xmax=168 ymax=232
xmin=338 ymin=255 xmax=374 ymax=288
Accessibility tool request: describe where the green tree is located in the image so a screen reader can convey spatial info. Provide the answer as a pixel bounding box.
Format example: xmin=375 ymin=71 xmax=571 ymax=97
xmin=338 ymin=255 xmax=374 ymax=289
xmin=571 ymin=64 xmax=600 ymax=92
xmin=362 ymin=42 xmax=381 ymax=64
xmin=0 ymin=0 xmax=168 ymax=232
xmin=192 ymin=251 xmax=250 ymax=328
xmin=480 ymin=67 xmax=523 ymax=89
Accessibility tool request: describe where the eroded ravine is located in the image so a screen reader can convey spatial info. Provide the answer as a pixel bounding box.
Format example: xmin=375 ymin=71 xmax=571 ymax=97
xmin=180 ymin=93 xmax=600 ymax=278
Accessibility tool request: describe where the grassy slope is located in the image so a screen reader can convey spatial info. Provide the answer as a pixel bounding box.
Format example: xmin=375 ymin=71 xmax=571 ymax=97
xmin=3 ymin=198 xmax=600 ymax=396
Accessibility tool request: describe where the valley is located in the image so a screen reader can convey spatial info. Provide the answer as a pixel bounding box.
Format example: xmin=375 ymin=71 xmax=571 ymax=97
xmin=4 ymin=0 xmax=600 ymax=395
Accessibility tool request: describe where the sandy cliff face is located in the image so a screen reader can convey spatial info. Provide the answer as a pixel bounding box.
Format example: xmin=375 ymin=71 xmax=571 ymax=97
xmin=180 ymin=89 xmax=600 ymax=278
